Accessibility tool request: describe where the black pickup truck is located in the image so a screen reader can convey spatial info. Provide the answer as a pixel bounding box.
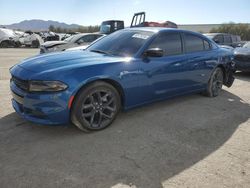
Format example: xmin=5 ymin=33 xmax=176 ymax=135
xmin=204 ymin=33 xmax=243 ymax=48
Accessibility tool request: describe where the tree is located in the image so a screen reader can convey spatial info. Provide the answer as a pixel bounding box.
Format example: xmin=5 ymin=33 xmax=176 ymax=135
xmin=49 ymin=25 xmax=55 ymax=32
xmin=48 ymin=25 xmax=100 ymax=33
xmin=55 ymin=26 xmax=62 ymax=33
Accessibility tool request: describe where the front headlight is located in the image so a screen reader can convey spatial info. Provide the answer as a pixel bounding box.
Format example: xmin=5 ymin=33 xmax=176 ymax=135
xmin=29 ymin=80 xmax=68 ymax=92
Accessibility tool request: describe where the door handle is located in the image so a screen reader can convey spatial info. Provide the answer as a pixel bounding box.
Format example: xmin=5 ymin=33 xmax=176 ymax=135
xmin=193 ymin=63 xmax=199 ymax=68
xmin=174 ymin=63 xmax=181 ymax=66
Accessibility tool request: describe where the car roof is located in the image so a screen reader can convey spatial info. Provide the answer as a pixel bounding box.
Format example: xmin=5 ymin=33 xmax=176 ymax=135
xmin=123 ymin=27 xmax=208 ymax=38
xmin=75 ymin=33 xmax=104 ymax=37
xmin=124 ymin=27 xmax=200 ymax=33
xmin=123 ymin=27 xmax=176 ymax=33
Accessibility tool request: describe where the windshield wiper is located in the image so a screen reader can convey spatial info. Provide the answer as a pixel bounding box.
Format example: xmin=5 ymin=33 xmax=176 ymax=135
xmin=90 ymin=49 xmax=111 ymax=55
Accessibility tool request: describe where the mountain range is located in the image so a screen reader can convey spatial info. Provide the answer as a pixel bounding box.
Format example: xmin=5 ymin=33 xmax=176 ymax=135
xmin=2 ymin=20 xmax=83 ymax=31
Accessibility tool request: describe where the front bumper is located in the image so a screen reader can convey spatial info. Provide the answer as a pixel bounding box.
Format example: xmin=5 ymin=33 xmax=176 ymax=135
xmin=234 ymin=60 xmax=250 ymax=71
xmin=10 ymin=80 xmax=70 ymax=125
xmin=224 ymin=69 xmax=235 ymax=87
xmin=40 ymin=46 xmax=47 ymax=54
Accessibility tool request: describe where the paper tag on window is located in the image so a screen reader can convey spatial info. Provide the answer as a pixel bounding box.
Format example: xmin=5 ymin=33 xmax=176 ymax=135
xmin=132 ymin=34 xmax=149 ymax=40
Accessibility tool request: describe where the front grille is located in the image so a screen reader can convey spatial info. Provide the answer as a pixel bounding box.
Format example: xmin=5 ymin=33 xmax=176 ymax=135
xmin=11 ymin=76 xmax=29 ymax=91
xmin=235 ymin=55 xmax=250 ymax=62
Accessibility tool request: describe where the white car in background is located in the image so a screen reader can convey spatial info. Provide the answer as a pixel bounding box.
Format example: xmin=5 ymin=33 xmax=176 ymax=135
xmin=0 ymin=28 xmax=20 ymax=47
xmin=15 ymin=31 xmax=44 ymax=48
xmin=40 ymin=33 xmax=104 ymax=53
xmin=65 ymin=44 xmax=89 ymax=51
xmin=66 ymin=34 xmax=106 ymax=51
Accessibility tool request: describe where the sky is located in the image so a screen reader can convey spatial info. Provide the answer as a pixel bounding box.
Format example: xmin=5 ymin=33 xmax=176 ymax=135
xmin=0 ymin=0 xmax=250 ymax=26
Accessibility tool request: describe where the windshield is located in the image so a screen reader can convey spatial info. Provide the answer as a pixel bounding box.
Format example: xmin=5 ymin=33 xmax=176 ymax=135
xmin=243 ymin=42 xmax=250 ymax=48
xmin=87 ymin=30 xmax=154 ymax=57
xmin=64 ymin=35 xmax=76 ymax=42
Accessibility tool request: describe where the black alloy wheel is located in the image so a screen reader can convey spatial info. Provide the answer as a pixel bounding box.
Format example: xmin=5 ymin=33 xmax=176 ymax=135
xmin=71 ymin=81 xmax=121 ymax=131
xmin=205 ymin=67 xmax=224 ymax=97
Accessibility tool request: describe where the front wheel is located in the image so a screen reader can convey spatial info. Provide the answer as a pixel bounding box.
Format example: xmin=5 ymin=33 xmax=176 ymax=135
xmin=31 ymin=40 xmax=40 ymax=48
xmin=15 ymin=41 xmax=21 ymax=48
xmin=0 ymin=41 xmax=9 ymax=48
xmin=204 ymin=67 xmax=224 ymax=97
xmin=71 ymin=81 xmax=121 ymax=132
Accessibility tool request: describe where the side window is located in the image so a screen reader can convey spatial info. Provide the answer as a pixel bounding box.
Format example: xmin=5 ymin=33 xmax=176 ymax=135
xmin=148 ymin=32 xmax=182 ymax=56
xmin=77 ymin=35 xmax=96 ymax=43
xmin=204 ymin=40 xmax=211 ymax=50
xmin=231 ymin=35 xmax=237 ymax=43
xmin=95 ymin=35 xmax=103 ymax=40
xmin=236 ymin=36 xmax=241 ymax=42
xmin=185 ymin=34 xmax=204 ymax=53
xmin=214 ymin=35 xmax=224 ymax=44
xmin=224 ymin=35 xmax=232 ymax=44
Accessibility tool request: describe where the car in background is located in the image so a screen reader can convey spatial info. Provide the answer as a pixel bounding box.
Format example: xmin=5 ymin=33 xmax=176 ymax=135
xmin=65 ymin=35 xmax=106 ymax=51
xmin=219 ymin=45 xmax=234 ymax=51
xmin=40 ymin=33 xmax=104 ymax=53
xmin=100 ymin=20 xmax=124 ymax=34
xmin=15 ymin=31 xmax=44 ymax=48
xmin=40 ymin=31 xmax=60 ymax=42
xmin=56 ymin=33 xmax=71 ymax=41
xmin=234 ymin=42 xmax=250 ymax=72
xmin=204 ymin=33 xmax=242 ymax=48
xmin=10 ymin=28 xmax=235 ymax=132
xmin=0 ymin=28 xmax=20 ymax=47
xmin=99 ymin=12 xmax=177 ymax=35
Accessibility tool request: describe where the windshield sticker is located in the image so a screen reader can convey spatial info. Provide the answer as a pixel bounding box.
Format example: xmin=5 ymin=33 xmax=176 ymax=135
xmin=132 ymin=33 xmax=150 ymax=40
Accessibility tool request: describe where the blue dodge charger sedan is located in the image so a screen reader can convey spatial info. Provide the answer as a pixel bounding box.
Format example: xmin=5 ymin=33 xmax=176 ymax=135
xmin=10 ymin=28 xmax=235 ymax=131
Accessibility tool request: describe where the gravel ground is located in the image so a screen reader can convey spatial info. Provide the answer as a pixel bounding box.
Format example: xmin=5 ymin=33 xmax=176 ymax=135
xmin=0 ymin=48 xmax=250 ymax=188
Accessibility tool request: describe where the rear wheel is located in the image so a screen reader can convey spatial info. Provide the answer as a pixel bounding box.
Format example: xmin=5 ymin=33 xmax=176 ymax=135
xmin=205 ymin=67 xmax=224 ymax=97
xmin=71 ymin=81 xmax=121 ymax=132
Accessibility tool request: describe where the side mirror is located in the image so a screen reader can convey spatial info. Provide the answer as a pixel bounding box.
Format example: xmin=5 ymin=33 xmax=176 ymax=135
xmin=143 ymin=48 xmax=164 ymax=57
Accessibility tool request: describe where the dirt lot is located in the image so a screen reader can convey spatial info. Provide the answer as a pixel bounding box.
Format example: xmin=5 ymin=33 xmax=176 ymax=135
xmin=0 ymin=48 xmax=250 ymax=188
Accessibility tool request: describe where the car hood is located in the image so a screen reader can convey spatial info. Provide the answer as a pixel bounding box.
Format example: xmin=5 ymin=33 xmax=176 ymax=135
xmin=17 ymin=50 xmax=126 ymax=73
xmin=219 ymin=45 xmax=234 ymax=51
xmin=66 ymin=45 xmax=88 ymax=51
xmin=42 ymin=40 xmax=67 ymax=48
xmin=234 ymin=47 xmax=250 ymax=56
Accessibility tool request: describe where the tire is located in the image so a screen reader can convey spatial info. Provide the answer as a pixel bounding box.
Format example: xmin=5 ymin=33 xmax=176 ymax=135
xmin=71 ymin=81 xmax=121 ymax=132
xmin=31 ymin=40 xmax=39 ymax=48
xmin=0 ymin=41 xmax=9 ymax=48
xmin=15 ymin=41 xmax=21 ymax=48
xmin=204 ymin=67 xmax=224 ymax=97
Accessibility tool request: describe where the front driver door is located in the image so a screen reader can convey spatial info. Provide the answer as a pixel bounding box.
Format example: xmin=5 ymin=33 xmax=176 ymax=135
xmin=140 ymin=31 xmax=200 ymax=99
